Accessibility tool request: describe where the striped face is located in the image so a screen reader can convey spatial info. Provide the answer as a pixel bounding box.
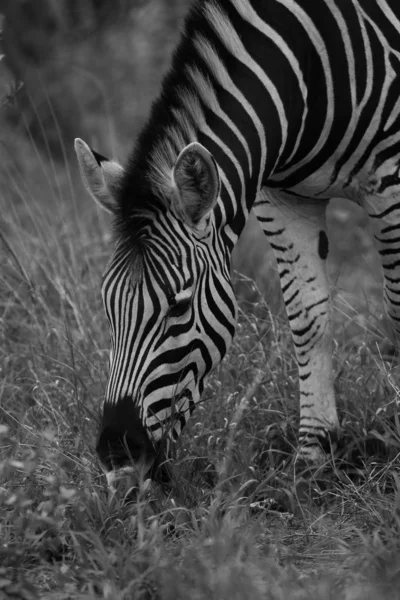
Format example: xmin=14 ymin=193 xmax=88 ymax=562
xmin=75 ymin=138 xmax=237 ymax=479
xmin=98 ymin=209 xmax=237 ymax=476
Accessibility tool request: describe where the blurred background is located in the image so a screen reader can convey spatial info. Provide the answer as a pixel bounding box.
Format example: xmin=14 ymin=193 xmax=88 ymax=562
xmin=0 ymin=0 xmax=387 ymax=341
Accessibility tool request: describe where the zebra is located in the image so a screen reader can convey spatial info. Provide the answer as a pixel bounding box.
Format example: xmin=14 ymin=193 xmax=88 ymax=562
xmin=75 ymin=0 xmax=400 ymax=486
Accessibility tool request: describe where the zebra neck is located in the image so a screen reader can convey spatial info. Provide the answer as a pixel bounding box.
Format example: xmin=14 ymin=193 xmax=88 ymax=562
xmin=120 ymin=0 xmax=310 ymax=243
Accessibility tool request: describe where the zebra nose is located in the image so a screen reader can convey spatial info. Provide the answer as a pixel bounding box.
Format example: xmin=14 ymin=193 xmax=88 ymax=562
xmin=96 ymin=397 xmax=156 ymax=476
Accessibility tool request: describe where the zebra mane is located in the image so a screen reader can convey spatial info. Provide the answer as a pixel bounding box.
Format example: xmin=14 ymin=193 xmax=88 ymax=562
xmin=114 ymin=0 xmax=235 ymax=244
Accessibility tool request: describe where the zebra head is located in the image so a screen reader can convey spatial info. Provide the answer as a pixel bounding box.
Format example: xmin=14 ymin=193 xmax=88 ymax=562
xmin=75 ymin=138 xmax=237 ymax=485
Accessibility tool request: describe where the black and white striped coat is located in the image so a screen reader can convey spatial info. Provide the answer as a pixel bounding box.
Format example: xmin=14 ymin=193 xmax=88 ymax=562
xmin=76 ymin=0 xmax=400 ymax=480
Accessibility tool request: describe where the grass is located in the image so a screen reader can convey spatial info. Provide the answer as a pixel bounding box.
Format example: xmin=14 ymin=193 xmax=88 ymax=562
xmin=1 ymin=140 xmax=400 ymax=599
xmin=1 ymin=5 xmax=400 ymax=598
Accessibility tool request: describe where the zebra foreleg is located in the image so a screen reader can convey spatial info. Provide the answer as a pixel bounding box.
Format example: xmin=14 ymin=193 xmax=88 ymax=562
xmin=254 ymin=189 xmax=339 ymax=462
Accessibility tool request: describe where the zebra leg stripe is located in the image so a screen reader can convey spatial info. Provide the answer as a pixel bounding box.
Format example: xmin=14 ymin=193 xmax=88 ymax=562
xmin=365 ymin=195 xmax=400 ymax=340
xmin=254 ymin=189 xmax=339 ymax=461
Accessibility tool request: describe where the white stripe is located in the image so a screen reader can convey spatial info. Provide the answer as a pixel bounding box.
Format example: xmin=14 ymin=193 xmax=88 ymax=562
xmin=377 ymin=0 xmax=400 ymax=34
xmin=384 ymin=94 xmax=400 ymax=133
xmin=324 ymin=0 xmax=356 ymax=111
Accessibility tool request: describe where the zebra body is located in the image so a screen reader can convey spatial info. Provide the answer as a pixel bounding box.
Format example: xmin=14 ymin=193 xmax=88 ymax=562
xmin=76 ymin=0 xmax=400 ymax=478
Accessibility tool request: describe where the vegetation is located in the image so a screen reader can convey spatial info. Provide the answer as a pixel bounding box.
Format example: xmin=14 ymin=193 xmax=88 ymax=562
xmin=1 ymin=1 xmax=400 ymax=598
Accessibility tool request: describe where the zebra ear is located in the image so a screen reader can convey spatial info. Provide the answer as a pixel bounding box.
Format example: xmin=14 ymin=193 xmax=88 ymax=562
xmin=74 ymin=138 xmax=124 ymax=214
xmin=172 ymin=142 xmax=220 ymax=230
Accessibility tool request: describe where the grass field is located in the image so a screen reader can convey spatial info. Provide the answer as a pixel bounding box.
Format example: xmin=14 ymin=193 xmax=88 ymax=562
xmin=1 ymin=4 xmax=400 ymax=599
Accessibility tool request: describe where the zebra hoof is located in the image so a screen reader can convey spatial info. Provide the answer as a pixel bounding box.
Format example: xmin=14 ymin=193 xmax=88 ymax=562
xmin=297 ymin=429 xmax=339 ymax=466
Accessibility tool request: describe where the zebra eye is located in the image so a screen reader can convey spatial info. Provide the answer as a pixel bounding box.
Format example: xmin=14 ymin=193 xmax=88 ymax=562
xmin=168 ymin=299 xmax=191 ymax=319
